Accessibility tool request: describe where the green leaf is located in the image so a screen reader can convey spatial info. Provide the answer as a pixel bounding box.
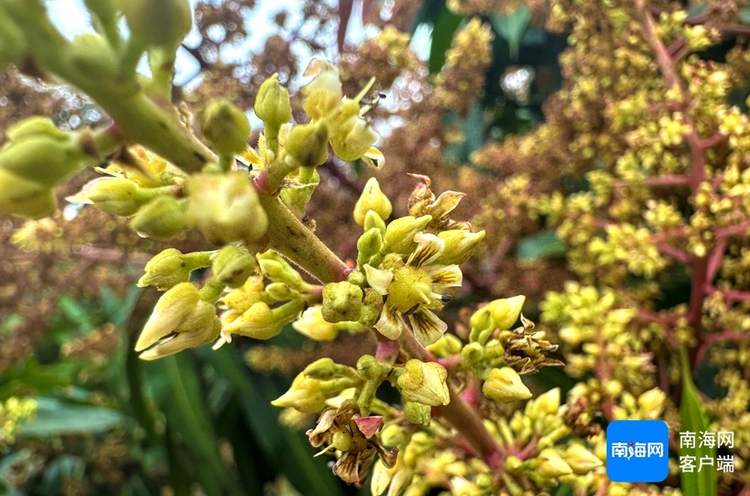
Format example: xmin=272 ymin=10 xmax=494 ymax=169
xmin=679 ymin=347 xmax=717 ymax=496
xmin=57 ymin=294 xmax=95 ymax=331
xmin=18 ymin=397 xmax=125 ymax=437
xmin=516 ymin=230 xmax=566 ymax=260
xmin=490 ymin=6 xmax=531 ymax=60
xmin=428 ymin=8 xmax=464 ymax=74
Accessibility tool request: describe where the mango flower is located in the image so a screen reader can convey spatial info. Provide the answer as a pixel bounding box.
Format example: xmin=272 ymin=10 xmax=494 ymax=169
xmin=364 ymin=232 xmax=462 ymax=346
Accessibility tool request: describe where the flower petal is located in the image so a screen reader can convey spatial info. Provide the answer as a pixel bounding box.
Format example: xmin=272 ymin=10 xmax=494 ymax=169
xmin=428 ymin=265 xmax=463 ymax=290
xmin=407 ymin=232 xmax=445 ymax=269
xmin=426 ymin=190 xmax=465 ymax=220
xmin=374 ymin=304 xmax=404 ymax=340
xmin=409 ymin=309 xmax=447 ymax=347
xmin=364 ymin=264 xmax=393 ymax=295
xmin=363 ymin=147 xmax=385 ymax=170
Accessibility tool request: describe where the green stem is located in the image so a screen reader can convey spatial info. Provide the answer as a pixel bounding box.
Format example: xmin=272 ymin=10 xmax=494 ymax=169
xmin=259 ymin=195 xmax=352 ymax=283
xmin=5 ymin=0 xmax=215 ymax=173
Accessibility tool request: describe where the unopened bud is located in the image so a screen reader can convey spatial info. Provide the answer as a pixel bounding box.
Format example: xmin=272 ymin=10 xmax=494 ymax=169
xmin=303 ymin=358 xmax=338 ymax=380
xmin=284 ymin=122 xmax=329 ymax=168
xmin=292 ymin=306 xmax=339 ymax=341
xmin=254 ymin=73 xmax=292 ymax=131
xmin=397 ymin=360 xmax=450 ymax=406
xmin=6 ymin=117 xmax=67 ymax=143
xmin=364 ymin=209 xmax=387 ymax=233
xmin=469 ymin=305 xmax=494 ymax=344
xmin=0 ymin=169 xmax=55 ymax=218
xmin=66 ymin=34 xmax=117 ymax=79
xmin=637 ymin=387 xmax=666 ymax=414
xmin=354 ymin=178 xmax=392 ymax=226
xmin=357 ymin=228 xmax=384 ymax=268
xmin=404 ymin=401 xmax=431 ymax=425
xmin=532 ymin=387 xmax=560 ymax=416
xmin=565 ymin=444 xmax=603 ymax=475
xmin=187 ymin=172 xmax=267 ymax=245
xmin=535 ymin=448 xmax=573 ymax=478
xmin=383 ymin=215 xmax=432 ymax=254
xmin=121 ymin=0 xmax=193 ymax=48
xmin=426 ymin=333 xmax=463 ymax=357
xmin=200 ymin=100 xmax=251 ymax=156
xmin=322 ymin=281 xmax=363 ymax=323
xmin=357 ymin=355 xmax=390 ymax=381
xmin=67 ymin=177 xmax=153 ymax=216
xmin=138 ymin=248 xmax=191 ymax=290
xmin=302 ymin=59 xmax=343 ymax=120
xmin=271 ymin=375 xmax=327 ymax=414
xmin=256 ymin=251 xmax=308 ymax=290
xmin=482 ymin=367 xmax=532 ymax=403
xmin=435 ymin=229 xmax=486 ymax=265
xmin=488 ymin=295 xmax=525 ymax=330
xmin=461 ymin=342 xmax=484 ymax=363
xmin=130 ymin=195 xmax=188 ymax=240
xmin=0 ymin=135 xmax=94 ymax=188
xmin=212 ymin=245 xmax=256 ymax=288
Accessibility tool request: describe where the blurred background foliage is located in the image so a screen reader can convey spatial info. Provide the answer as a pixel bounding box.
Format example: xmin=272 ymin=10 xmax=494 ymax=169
xmin=2 ymin=0 xmax=750 ymax=494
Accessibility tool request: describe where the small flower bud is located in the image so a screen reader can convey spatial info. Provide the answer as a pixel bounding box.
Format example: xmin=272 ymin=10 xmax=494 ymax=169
xmin=482 ymin=367 xmax=532 ymax=403
xmin=121 ymin=0 xmax=193 ymax=48
xmin=461 ymin=342 xmax=484 ymax=363
xmin=292 ymin=306 xmax=339 ymax=341
xmin=469 ymin=305 xmax=494 ymax=344
xmin=364 ymin=209 xmax=387 ymax=233
xmin=397 ymin=360 xmax=450 ymax=406
xmin=0 ymin=135 xmax=94 ymax=188
xmin=565 ymin=444 xmax=603 ymax=475
xmin=138 ymin=248 xmax=191 ymax=290
xmin=66 ymin=34 xmax=117 ymax=79
xmin=200 ymin=100 xmax=251 ymax=156
xmin=284 ymin=122 xmax=329 ymax=167
xmin=264 ymin=282 xmax=299 ymax=302
xmin=357 ymin=228 xmax=384 ymax=268
xmin=637 ymin=387 xmax=666 ymax=414
xmin=129 ymin=195 xmax=188 ymax=240
xmin=379 ymin=424 xmax=405 ymax=447
xmin=222 ymin=300 xmax=302 ymax=340
xmin=186 ymin=172 xmax=267 ymax=245
xmin=532 ymin=388 xmax=560 ymax=416
xmin=426 ymin=333 xmax=463 ymax=357
xmin=357 ymin=355 xmax=390 ymax=381
xmin=256 ymin=251 xmax=308 ymax=290
xmin=354 ymin=178 xmax=392 ymax=226
xmin=303 ymin=358 xmax=339 ymax=380
xmin=302 ymin=59 xmax=343 ymax=120
xmin=211 ymin=245 xmax=256 ymax=288
xmin=383 ymin=215 xmax=432 ymax=254
xmin=67 ymin=177 xmax=154 ymax=216
xmin=6 ymin=117 xmax=68 ymax=143
xmin=488 ymin=295 xmax=525 ymax=330
xmin=535 ymin=448 xmax=573 ymax=478
xmin=271 ymin=375 xmax=327 ymax=413
xmin=404 ymin=401 xmax=431 ymax=425
xmin=435 ymin=229 xmax=486 ymax=265
xmin=254 ymin=73 xmax=292 ymax=131
xmin=0 ymin=168 xmax=55 ymax=218
xmin=322 ymin=281 xmax=364 ymax=323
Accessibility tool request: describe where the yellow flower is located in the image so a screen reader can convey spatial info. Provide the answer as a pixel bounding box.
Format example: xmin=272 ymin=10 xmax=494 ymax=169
xmin=366 ymin=232 xmax=462 ymax=346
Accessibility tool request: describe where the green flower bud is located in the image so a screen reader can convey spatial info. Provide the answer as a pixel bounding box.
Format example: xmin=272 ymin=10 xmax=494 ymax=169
xmin=404 ymin=401 xmax=431 ymax=425
xmin=383 ymin=215 xmax=432 ymax=254
xmin=271 ymin=375 xmax=327 ymax=414
xmin=468 ymin=305 xmax=493 ymax=345
xmin=120 ymin=0 xmax=193 ymax=48
xmin=357 ymin=228 xmax=383 ymax=268
xmin=6 ymin=117 xmax=67 ymax=143
xmin=322 ymin=281 xmax=363 ymax=323
xmin=364 ymin=209 xmax=387 ymax=234
xmin=535 ymin=448 xmax=573 ymax=478
xmin=200 ymin=100 xmax=251 ymax=156
xmin=129 ymin=195 xmax=188 ymax=240
xmin=138 ymin=248 xmax=191 ymax=290
xmin=565 ymin=443 xmax=603 ymax=475
xmin=531 ymin=387 xmax=560 ymax=416
xmin=435 ymin=229 xmax=486 ymax=265
xmin=264 ymin=282 xmax=299 ymax=302
xmin=329 ymin=100 xmax=378 ymax=161
xmin=211 ymin=245 xmax=256 ymax=288
xmin=482 ymin=367 xmax=532 ymax=403
xmin=66 ymin=34 xmax=117 ymax=79
xmin=254 ymin=73 xmax=292 ymax=130
xmin=256 ymin=251 xmax=308 ymax=291
xmin=0 ymin=168 xmax=55 ymax=218
xmin=379 ymin=424 xmax=405 ymax=447
xmin=347 ymin=270 xmax=366 ymax=286
xmin=0 ymin=4 xmax=27 ymax=71
xmin=136 ymin=283 xmax=220 ymax=359
xmin=461 ymin=342 xmax=484 ymax=363
xmin=67 ymin=177 xmax=154 ymax=216
xmin=354 ymin=178 xmax=392 ymax=226
xmin=301 ymin=58 xmax=343 ymax=120
xmin=284 ymin=122 xmax=329 ymax=168
xmin=224 ymin=299 xmax=304 ymax=340
xmin=358 ymin=301 xmax=381 ymax=328
xmin=302 ymin=357 xmax=338 ymax=380
xmin=357 ymin=354 xmax=390 ymax=381
xmin=397 ymin=360 xmax=450 ymax=406
xmin=0 ymin=135 xmax=94 ymax=188
xmin=488 ymin=295 xmax=526 ymax=330
xmin=426 ymin=333 xmax=463 ymax=357
xmin=186 ymin=172 xmax=267 ymax=245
